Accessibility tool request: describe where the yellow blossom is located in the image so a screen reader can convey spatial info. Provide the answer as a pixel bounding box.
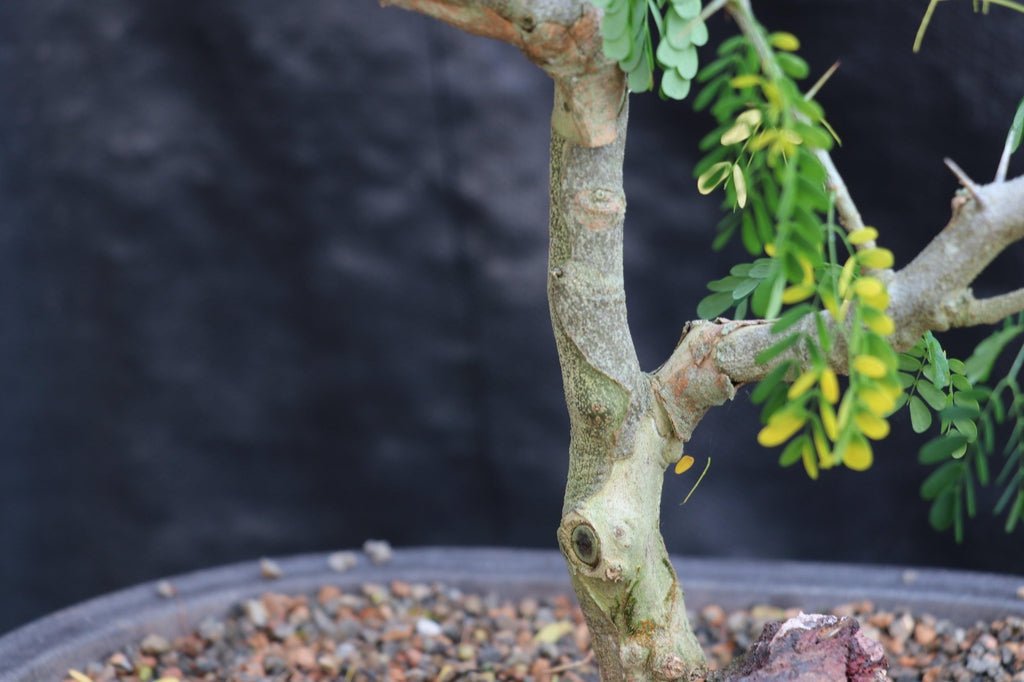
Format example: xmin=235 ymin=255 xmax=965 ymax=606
xmin=788 ymin=370 xmax=819 ymax=400
xmin=820 ymin=368 xmax=839 ymax=404
xmin=848 ymin=226 xmax=879 ymax=245
xmin=855 ymin=412 xmax=890 ymax=440
xmin=843 ymin=435 xmax=874 ymax=471
xmin=853 ymin=355 xmax=888 ymax=379
xmin=758 ymin=411 xmax=806 ymax=447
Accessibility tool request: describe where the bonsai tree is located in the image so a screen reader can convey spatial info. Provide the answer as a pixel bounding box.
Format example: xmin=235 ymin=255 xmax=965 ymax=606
xmin=380 ymin=0 xmax=1024 ymax=678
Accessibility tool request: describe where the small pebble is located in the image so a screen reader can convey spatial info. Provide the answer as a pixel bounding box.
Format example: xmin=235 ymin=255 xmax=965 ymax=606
xmin=327 ymin=551 xmax=359 ymax=573
xmin=139 ymin=634 xmax=170 ymax=655
xmin=66 ymin=580 xmax=1024 ymax=681
xmin=363 ymin=539 xmax=393 ymax=565
xmin=259 ymin=557 xmax=283 ymax=580
xmin=416 ymin=617 xmax=443 ymax=637
xmin=155 ymin=580 xmax=176 ymax=599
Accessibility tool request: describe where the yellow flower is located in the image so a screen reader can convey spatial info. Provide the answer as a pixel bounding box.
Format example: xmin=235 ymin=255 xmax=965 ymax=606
xmin=838 ymin=257 xmax=856 ymax=299
xmin=820 ymin=402 xmax=838 ymax=441
xmin=864 ymin=311 xmax=895 ymax=336
xmin=853 ymin=355 xmax=888 ymax=379
xmin=852 ymin=277 xmax=884 ymax=299
xmin=821 ymin=290 xmax=840 ymax=319
xmin=860 ymin=290 xmax=890 ymax=311
xmin=820 ymin=368 xmax=839 ymax=404
xmin=731 ymin=74 xmax=762 ymax=89
xmin=860 ymin=386 xmax=897 ymax=416
xmin=737 ymin=109 xmax=763 ymax=128
xmin=855 ymin=411 xmax=890 ymax=440
xmin=857 ymin=247 xmax=895 ymax=270
xmin=770 ymin=32 xmax=801 ymax=52
xmin=842 ymin=435 xmax=874 ymax=471
xmin=674 ymin=454 xmax=695 ymax=474
xmin=721 ymin=123 xmax=752 ymax=146
xmin=812 ymin=427 xmax=832 ymax=464
xmin=802 ymin=439 xmax=819 ymax=480
xmin=848 ymin=226 xmax=879 ymax=245
xmin=782 ymin=284 xmax=815 ymax=304
xmin=758 ymin=411 xmax=806 ymax=447
xmin=788 ymin=370 xmax=819 ymax=400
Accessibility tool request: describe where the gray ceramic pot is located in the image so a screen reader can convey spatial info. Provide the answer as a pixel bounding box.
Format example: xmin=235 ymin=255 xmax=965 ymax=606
xmin=2 ymin=548 xmax=1023 ymax=681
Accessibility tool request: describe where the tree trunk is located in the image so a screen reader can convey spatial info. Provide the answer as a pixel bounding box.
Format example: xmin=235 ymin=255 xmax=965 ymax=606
xmin=546 ymin=99 xmax=706 ymax=680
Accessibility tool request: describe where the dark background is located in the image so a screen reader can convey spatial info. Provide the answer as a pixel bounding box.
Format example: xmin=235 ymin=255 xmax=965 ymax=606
xmin=1 ymin=0 xmax=1023 ymax=634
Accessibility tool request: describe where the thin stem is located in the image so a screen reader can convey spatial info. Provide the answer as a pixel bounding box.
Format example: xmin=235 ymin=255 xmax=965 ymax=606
xmin=987 ymin=0 xmax=1024 ymax=12
xmin=997 ymin=123 xmax=1017 ymax=183
xmin=945 ymin=158 xmax=986 ymax=207
xmin=914 ymin=0 xmax=942 ymax=53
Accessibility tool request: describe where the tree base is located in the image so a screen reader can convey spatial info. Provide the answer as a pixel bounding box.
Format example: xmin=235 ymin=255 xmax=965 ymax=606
xmin=721 ymin=613 xmax=889 ymax=681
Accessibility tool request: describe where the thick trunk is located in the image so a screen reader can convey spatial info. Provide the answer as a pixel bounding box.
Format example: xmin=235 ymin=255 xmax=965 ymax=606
xmin=547 ymin=100 xmax=706 ymax=681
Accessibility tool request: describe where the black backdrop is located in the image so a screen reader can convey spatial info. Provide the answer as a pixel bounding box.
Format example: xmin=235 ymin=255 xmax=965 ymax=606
xmin=1 ymin=0 xmax=1023 ymax=633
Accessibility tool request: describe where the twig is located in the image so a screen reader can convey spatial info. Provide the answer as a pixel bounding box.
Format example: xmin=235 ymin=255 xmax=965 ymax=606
xmin=953 ymin=288 xmax=1024 ymax=327
xmin=805 ymin=61 xmax=840 ymax=101
xmin=997 ymin=121 xmax=1017 ymax=183
xmin=913 ymin=0 xmax=942 ymax=53
xmin=944 ymin=158 xmax=986 ymax=208
xmin=699 ymin=0 xmax=730 ymax=22
xmin=549 ymin=651 xmax=596 ymax=673
xmin=816 ymin=150 xmax=869 ymax=241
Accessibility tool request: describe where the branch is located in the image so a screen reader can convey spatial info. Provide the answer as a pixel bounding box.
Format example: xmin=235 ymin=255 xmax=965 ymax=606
xmin=381 ymin=0 xmax=625 ymax=146
xmin=949 ymin=289 xmax=1024 ymax=327
xmin=655 ymin=173 xmax=1024 ymax=421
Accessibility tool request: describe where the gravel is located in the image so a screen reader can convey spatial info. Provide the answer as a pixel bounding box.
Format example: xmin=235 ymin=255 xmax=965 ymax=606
xmin=65 ymin=586 xmax=1024 ymax=681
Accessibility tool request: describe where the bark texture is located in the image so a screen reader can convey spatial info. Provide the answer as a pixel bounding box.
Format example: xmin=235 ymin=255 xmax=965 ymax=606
xmin=383 ymin=0 xmax=1024 ymax=679
xmin=548 ymin=104 xmax=706 ymax=679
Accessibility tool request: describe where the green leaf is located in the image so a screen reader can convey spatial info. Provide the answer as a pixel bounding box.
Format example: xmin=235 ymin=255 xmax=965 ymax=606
xmin=771 ymin=304 xmax=813 ymax=333
xmin=924 ymin=333 xmax=950 ymax=389
xmin=953 ymin=417 xmax=978 ymax=442
xmin=707 ymin=275 xmax=743 ymax=293
xmin=694 ymin=75 xmax=728 ymax=111
xmin=751 ymin=360 xmax=792 ymax=404
xmin=779 ymin=435 xmax=805 ymax=466
xmin=697 ymin=291 xmax=735 ymax=319
xmin=910 ymin=396 xmax=933 ymax=433
xmin=928 ymin=488 xmax=956 ymax=531
xmin=732 ymin=277 xmax=760 ymax=300
xmin=627 ymin=61 xmax=653 ymax=92
xmin=898 ymin=354 xmax=922 ymax=372
xmin=1009 ymin=95 xmax=1024 ymax=155
xmin=671 ymin=0 xmax=702 ymax=19
xmin=776 ymin=52 xmax=809 ymax=79
xmin=697 ymin=55 xmax=738 ymax=83
xmin=756 ymin=332 xmax=800 ymax=365
xmin=919 ymin=433 xmax=969 ymax=464
xmin=916 ymin=380 xmax=948 ymax=411
xmin=921 ymin=461 xmax=963 ymax=501
xmin=975 ymin=449 xmax=990 ymax=486
xmin=964 ymin=324 xmax=1024 ymax=383
xmin=1006 ymin=490 xmax=1024 ymax=533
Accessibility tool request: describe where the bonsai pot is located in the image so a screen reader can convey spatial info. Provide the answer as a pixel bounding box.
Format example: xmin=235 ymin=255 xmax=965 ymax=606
xmin=2 ymin=547 xmax=1023 ymax=681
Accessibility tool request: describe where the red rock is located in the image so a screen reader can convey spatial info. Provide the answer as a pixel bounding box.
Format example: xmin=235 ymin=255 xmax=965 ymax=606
xmin=726 ymin=613 xmax=888 ymax=681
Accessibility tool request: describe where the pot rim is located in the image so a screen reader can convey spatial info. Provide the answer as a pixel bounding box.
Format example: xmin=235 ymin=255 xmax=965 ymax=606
xmin=2 ymin=547 xmax=1022 ymax=680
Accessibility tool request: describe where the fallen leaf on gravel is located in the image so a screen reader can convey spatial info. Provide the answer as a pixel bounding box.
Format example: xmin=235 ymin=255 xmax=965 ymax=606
xmin=67 ymin=672 xmax=92 ymax=682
